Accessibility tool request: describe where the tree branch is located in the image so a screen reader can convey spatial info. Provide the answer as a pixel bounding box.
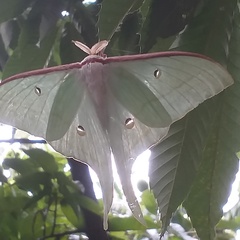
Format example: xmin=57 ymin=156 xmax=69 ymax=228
xmin=68 ymin=158 xmax=111 ymax=240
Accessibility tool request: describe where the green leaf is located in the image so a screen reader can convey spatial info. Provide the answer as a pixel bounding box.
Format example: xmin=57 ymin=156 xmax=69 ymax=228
xmin=109 ymin=231 xmax=128 ymax=240
xmin=183 ymin=120 xmax=238 ymax=239
xmin=3 ymin=157 xmax=37 ymax=175
xmin=183 ymin=6 xmax=240 ymax=240
xmin=171 ymin=208 xmax=192 ymax=231
xmin=141 ymin=190 xmax=157 ymax=215
xmin=0 ymin=195 xmax=29 ymax=213
xmin=15 ymin=172 xmax=52 ymax=192
xmin=108 ymin=216 xmax=159 ymax=231
xmin=149 ymin=97 xmax=220 ymax=234
xmin=77 ymin=195 xmax=101 ymax=215
xmin=56 ymin=171 xmax=81 ymax=193
xmin=0 ymin=0 xmax=33 ymax=24
xmin=60 ymin=199 xmax=85 ymax=228
xmin=33 ymin=211 xmax=45 ymax=238
xmin=23 ymin=149 xmax=58 ymax=173
xmin=217 ymin=217 xmax=240 ymax=231
xmin=18 ymin=213 xmax=43 ymax=239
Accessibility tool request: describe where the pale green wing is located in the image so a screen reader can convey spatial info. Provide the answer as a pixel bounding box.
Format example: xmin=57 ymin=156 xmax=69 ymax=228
xmin=106 ymin=55 xmax=233 ymax=126
xmin=0 ymin=71 xmax=83 ymax=139
xmin=49 ymin=90 xmax=113 ymax=229
xmin=0 ymin=70 xmax=113 ymax=229
xmin=107 ymin=91 xmax=169 ymax=225
xmin=104 ymin=54 xmax=233 ymax=225
xmin=107 ymin=68 xmax=171 ymax=127
xmin=46 ymin=73 xmax=84 ymax=141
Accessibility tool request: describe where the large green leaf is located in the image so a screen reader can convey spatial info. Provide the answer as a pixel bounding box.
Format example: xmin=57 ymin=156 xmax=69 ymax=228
xmin=184 ymin=6 xmax=240 ymax=239
xmin=183 ymin=122 xmax=238 ymax=239
xmin=149 ymin=98 xmax=219 ymax=235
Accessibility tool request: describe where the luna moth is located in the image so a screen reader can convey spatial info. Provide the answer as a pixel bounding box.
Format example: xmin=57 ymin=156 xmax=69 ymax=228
xmin=0 ymin=40 xmax=233 ymax=229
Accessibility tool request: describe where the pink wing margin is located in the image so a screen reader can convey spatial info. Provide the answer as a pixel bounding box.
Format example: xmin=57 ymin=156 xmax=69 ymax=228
xmin=1 ymin=51 xmax=223 ymax=84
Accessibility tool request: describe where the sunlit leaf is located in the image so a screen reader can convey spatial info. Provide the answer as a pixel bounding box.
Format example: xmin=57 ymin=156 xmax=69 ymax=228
xmin=61 ymin=199 xmax=85 ymax=228
xmin=141 ymin=190 xmax=157 ymax=215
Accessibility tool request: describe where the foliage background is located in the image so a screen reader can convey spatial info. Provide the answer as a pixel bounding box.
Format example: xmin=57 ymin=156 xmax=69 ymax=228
xmin=0 ymin=0 xmax=240 ymax=239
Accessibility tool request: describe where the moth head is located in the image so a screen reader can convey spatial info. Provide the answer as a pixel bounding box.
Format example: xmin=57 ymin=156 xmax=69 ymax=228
xmin=72 ymin=40 xmax=108 ymax=56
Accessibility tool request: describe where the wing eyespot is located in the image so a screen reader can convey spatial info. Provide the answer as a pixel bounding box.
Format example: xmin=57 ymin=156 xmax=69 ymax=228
xmin=125 ymin=118 xmax=134 ymax=129
xmin=77 ymin=125 xmax=86 ymax=136
xmin=154 ymin=69 xmax=161 ymax=79
xmin=34 ymin=87 xmax=41 ymax=96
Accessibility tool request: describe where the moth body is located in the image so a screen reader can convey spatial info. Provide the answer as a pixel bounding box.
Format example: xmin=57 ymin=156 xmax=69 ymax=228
xmin=82 ymin=59 xmax=108 ymax=128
